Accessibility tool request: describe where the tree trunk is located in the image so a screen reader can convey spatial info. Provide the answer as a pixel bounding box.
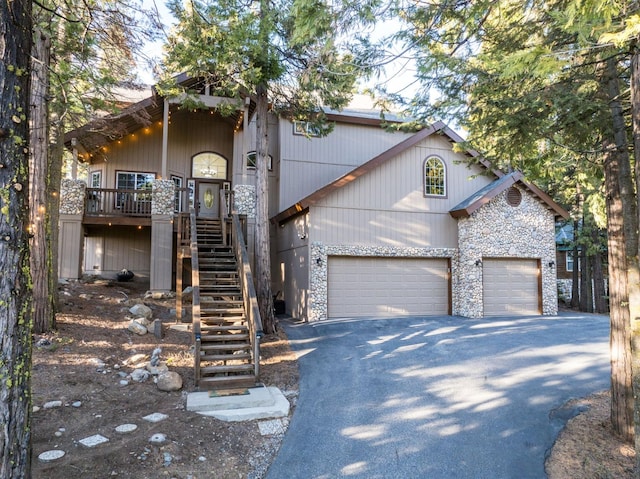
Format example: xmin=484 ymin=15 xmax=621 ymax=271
xmin=254 ymin=82 xmax=275 ymax=334
xmin=579 ymin=247 xmax=591 ymax=312
xmin=628 ymin=44 xmax=640 ymax=459
xmin=605 ymin=56 xmax=635 ymax=443
xmin=0 ymin=0 xmax=34 ymax=476
xmin=30 ymin=28 xmax=55 ymax=333
xmin=570 ymin=220 xmax=580 ymax=309
xmin=592 ymin=227 xmax=607 ymax=314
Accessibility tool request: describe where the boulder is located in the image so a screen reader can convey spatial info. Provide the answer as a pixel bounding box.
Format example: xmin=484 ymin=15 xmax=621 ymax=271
xmin=157 ymin=371 xmax=182 ymax=392
xmin=127 ymin=320 xmax=148 ymax=335
xmin=129 ymin=303 xmax=152 ymax=320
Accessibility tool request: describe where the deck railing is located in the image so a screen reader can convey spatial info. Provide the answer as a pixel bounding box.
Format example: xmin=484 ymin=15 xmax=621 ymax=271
xmin=189 ymin=208 xmax=203 ymax=385
xmin=84 ymin=187 xmax=191 ymax=218
xmin=222 ymin=190 xmax=263 ymax=380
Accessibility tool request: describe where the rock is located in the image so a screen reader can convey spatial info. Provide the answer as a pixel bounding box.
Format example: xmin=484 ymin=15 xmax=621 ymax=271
xmin=129 ymin=303 xmax=152 ymax=320
xmin=38 ymin=450 xmax=65 ymax=462
xmin=182 ymin=286 xmax=193 ymax=302
xmin=71 ymin=401 xmax=82 ymax=408
xmin=119 ymin=380 xmax=129 ymax=386
xmin=127 ymin=320 xmax=148 ymax=335
xmin=147 ymin=362 xmax=169 ymax=376
xmin=130 ymin=369 xmax=150 ymax=382
xmin=115 ymin=424 xmax=138 ymax=434
xmin=163 ymin=452 xmax=172 ymax=466
xmin=32 ymin=406 xmax=41 ymax=413
xmin=124 ymin=353 xmax=147 ymax=365
xmin=144 ymin=290 xmax=175 ymax=300
xmin=149 ymin=433 xmax=167 ymax=445
xmin=157 ymin=371 xmax=182 ymax=392
xmin=150 ymin=347 xmax=162 ymax=366
xmin=79 ymin=293 xmax=93 ymax=300
xmin=43 ymin=400 xmax=62 ymax=409
xmin=88 ymin=358 xmax=106 ymax=368
xmin=35 ymin=338 xmax=51 ymax=348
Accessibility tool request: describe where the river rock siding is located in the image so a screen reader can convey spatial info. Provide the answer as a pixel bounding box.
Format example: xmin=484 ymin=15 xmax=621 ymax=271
xmin=455 ymin=186 xmax=558 ymax=318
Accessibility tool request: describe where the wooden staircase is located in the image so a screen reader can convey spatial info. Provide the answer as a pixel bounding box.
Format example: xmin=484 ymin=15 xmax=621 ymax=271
xmin=194 ymin=218 xmax=258 ymax=389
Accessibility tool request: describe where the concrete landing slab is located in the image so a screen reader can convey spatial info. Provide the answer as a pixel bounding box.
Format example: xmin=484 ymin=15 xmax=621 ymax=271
xmin=186 ymin=386 xmax=290 ymax=422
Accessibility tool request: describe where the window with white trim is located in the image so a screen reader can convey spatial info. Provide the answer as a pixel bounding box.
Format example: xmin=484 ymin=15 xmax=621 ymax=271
xmin=293 ymin=121 xmax=321 ymax=137
xmin=424 ymin=156 xmax=446 ymax=196
xmin=171 ymin=175 xmax=183 ymax=213
xmin=90 ymin=170 xmax=102 ymax=188
xmin=246 ymin=151 xmax=272 ymax=170
xmin=115 ymin=171 xmax=155 ymax=207
xmin=566 ymin=251 xmax=575 ymax=272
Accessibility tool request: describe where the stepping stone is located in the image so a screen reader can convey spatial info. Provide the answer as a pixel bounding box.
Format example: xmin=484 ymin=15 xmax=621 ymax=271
xmin=78 ymin=434 xmax=109 ymax=448
xmin=38 ymin=450 xmax=65 ymax=462
xmin=115 ymin=424 xmax=138 ymax=434
xmin=149 ymin=433 xmax=167 ymax=445
xmin=142 ymin=412 xmax=168 ymax=423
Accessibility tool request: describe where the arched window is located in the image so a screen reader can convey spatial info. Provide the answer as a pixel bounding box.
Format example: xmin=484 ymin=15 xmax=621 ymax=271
xmin=424 ymin=156 xmax=446 ymax=196
xmin=192 ymin=152 xmax=228 ymax=179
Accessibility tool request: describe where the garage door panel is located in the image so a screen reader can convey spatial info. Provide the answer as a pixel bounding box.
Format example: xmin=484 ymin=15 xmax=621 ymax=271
xmin=483 ymin=258 xmax=539 ymax=316
xmin=328 ymin=257 xmax=449 ymax=318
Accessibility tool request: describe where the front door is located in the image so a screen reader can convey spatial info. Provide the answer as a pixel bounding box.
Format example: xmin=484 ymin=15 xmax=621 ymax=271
xmin=197 ymin=181 xmax=221 ymax=218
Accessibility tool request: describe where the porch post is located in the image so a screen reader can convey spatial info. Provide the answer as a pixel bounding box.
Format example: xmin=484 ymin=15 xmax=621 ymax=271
xmin=161 ymin=99 xmax=169 ymax=179
xmin=58 ymin=179 xmax=85 ymax=279
xmin=150 ymin=179 xmax=175 ymax=291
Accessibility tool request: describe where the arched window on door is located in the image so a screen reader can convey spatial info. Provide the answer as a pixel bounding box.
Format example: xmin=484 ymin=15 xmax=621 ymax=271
xmin=192 ymin=152 xmax=228 ymax=179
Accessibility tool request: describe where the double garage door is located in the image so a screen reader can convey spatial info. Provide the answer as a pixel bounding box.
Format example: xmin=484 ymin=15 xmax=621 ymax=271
xmin=327 ymin=257 xmax=450 ymax=318
xmin=326 ymin=256 xmax=540 ymax=319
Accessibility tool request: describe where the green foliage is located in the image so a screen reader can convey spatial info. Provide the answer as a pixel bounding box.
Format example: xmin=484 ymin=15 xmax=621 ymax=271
xmin=159 ymin=0 xmax=365 ymax=129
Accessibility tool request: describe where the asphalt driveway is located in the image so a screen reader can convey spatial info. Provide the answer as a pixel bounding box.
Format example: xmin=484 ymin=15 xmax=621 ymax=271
xmin=265 ymin=313 xmax=610 ymax=479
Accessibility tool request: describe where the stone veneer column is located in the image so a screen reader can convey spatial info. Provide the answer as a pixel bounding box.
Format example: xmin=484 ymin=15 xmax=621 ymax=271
xmin=58 ymin=179 xmax=86 ymax=279
xmin=455 ymin=187 xmax=558 ymax=317
xmin=150 ymin=180 xmax=175 ymax=291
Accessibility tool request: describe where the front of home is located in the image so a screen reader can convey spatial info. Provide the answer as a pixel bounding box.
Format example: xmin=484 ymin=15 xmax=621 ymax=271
xmin=60 ymin=81 xmax=568 ymax=321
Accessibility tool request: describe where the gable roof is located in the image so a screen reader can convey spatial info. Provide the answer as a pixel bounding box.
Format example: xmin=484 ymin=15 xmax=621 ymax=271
xmin=272 ymin=123 xmax=569 ymax=224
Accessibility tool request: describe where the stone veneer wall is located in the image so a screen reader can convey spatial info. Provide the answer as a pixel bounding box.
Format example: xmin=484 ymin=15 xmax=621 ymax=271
xmin=308 ymin=243 xmax=456 ymax=322
xmin=60 ymin=179 xmax=86 ymax=215
xmin=151 ymin=179 xmax=175 ymax=215
xmin=456 ymin=187 xmax=558 ymax=318
xmin=233 ymin=184 xmax=256 ymax=218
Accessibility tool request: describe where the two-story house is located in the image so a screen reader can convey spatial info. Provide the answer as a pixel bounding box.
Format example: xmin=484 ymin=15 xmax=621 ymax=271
xmin=61 ymin=78 xmax=568 ymax=322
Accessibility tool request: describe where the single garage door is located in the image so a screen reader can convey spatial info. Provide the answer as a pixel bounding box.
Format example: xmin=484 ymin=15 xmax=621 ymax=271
xmin=327 ymin=257 xmax=450 ymax=318
xmin=483 ymin=258 xmax=540 ymax=316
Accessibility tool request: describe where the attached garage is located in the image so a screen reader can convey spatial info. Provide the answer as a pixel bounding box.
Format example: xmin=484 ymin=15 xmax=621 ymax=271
xmin=327 ymin=257 xmax=450 ymax=318
xmin=482 ymin=258 xmax=540 ymax=316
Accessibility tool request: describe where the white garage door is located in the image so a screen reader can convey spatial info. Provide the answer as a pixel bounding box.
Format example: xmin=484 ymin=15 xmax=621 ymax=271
xmin=327 ymin=257 xmax=450 ymax=318
xmin=483 ymin=258 xmax=540 ymax=316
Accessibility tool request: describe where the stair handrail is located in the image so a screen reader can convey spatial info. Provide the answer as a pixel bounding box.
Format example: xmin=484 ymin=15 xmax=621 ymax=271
xmin=189 ymin=207 xmax=202 ymax=386
xmin=221 ymin=189 xmax=263 ymax=381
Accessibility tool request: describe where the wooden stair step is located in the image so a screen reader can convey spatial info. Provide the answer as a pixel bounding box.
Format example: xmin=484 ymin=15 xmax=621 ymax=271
xmin=200 ymin=364 xmax=255 ymax=375
xmin=201 ymin=324 xmax=248 ymax=332
xmin=197 ymin=375 xmax=257 ymax=389
xmin=200 ymin=343 xmax=251 ymax=353
xmin=200 ymin=332 xmax=249 ymax=341
xmin=201 ymin=315 xmax=246 ymax=323
xmin=200 ymin=352 xmax=252 ymax=361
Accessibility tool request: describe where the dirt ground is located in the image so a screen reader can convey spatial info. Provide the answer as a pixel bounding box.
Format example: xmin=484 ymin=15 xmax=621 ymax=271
xmin=31 ymin=279 xmax=636 ymax=478
xmin=31 ymin=278 xmax=299 ymax=479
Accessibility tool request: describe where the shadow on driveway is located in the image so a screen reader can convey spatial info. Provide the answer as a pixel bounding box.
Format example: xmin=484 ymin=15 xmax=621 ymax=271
xmin=266 ymin=313 xmax=610 ymax=479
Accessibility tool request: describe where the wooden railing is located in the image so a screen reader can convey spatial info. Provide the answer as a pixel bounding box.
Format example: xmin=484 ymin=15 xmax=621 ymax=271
xmin=84 ymin=187 xmax=191 ymax=218
xmin=222 ymin=190 xmax=263 ymax=380
xmin=189 ymin=208 xmax=202 ymax=384
xmin=85 ymin=188 xmax=151 ymax=217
